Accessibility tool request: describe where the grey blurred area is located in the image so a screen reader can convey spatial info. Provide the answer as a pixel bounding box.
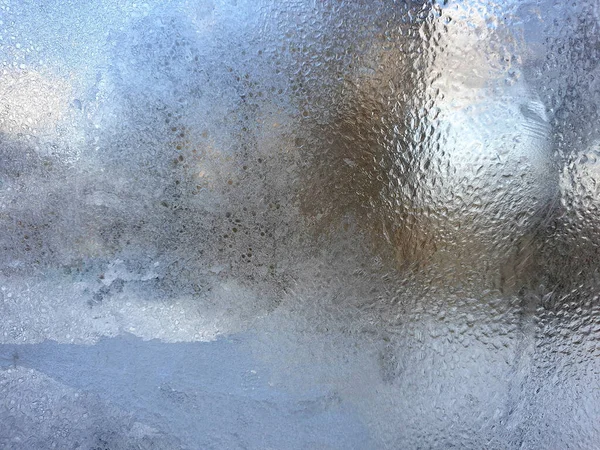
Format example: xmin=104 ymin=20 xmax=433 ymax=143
xmin=1 ymin=0 xmax=600 ymax=448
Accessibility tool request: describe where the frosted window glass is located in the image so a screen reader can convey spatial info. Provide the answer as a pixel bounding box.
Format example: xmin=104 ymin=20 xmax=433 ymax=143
xmin=1 ymin=1 xmax=599 ymax=448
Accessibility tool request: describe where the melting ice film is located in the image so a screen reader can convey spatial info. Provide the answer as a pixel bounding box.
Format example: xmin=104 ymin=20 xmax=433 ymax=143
xmin=1 ymin=1 xmax=600 ymax=449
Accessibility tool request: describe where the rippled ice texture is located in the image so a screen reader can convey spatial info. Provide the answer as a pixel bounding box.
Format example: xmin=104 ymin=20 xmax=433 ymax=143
xmin=1 ymin=0 xmax=599 ymax=448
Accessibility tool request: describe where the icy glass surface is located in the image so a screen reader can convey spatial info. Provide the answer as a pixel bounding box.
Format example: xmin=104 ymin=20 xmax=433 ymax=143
xmin=1 ymin=0 xmax=599 ymax=448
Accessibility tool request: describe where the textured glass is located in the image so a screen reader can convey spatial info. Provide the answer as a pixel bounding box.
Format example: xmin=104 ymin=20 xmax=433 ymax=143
xmin=1 ymin=1 xmax=599 ymax=448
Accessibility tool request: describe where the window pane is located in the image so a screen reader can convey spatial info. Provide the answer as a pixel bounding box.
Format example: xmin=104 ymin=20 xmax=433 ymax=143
xmin=1 ymin=1 xmax=599 ymax=448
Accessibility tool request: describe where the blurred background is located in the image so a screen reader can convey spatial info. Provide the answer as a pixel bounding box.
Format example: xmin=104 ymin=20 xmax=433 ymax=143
xmin=1 ymin=0 xmax=599 ymax=448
